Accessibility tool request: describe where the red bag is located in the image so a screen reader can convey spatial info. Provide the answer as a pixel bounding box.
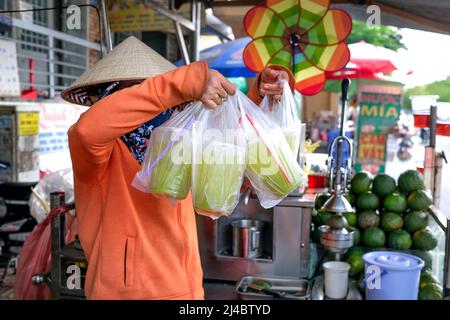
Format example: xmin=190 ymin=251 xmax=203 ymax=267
xmin=13 ymin=206 xmax=70 ymax=300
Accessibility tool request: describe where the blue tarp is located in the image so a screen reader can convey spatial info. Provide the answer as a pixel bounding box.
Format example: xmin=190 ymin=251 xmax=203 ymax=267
xmin=176 ymin=37 xmax=256 ymax=78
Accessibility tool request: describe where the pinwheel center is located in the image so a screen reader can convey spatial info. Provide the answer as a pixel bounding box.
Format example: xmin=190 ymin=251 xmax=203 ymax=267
xmin=289 ymin=33 xmax=301 ymax=47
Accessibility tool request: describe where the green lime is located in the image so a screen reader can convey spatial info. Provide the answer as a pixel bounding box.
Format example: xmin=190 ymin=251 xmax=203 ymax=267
xmin=344 ymin=193 xmax=356 ymax=206
xmin=326 ymin=215 xmax=349 ymax=229
xmin=346 ymin=246 xmax=365 ymax=259
xmin=408 ymin=249 xmax=433 ymax=271
xmin=418 ymin=283 xmax=443 ymax=300
xmin=372 ymin=173 xmax=397 ymax=198
xmin=420 ymin=271 xmax=439 ymax=289
xmin=383 ymin=193 xmax=407 ymax=213
xmin=398 ymin=170 xmax=424 ymax=194
xmin=355 ymin=192 xmax=380 ymax=211
xmin=404 ymin=211 xmax=429 ymax=233
xmin=311 ymin=227 xmax=321 ymax=243
xmin=407 ymin=189 xmax=433 ymax=211
xmin=343 ymin=211 xmax=357 ymax=227
xmin=315 ymin=193 xmax=331 ymax=210
xmin=346 ymin=253 xmax=365 ymax=277
xmin=381 ymin=212 xmax=404 ymax=232
xmin=350 ymin=172 xmax=372 ymax=195
xmin=413 ymin=229 xmax=438 ymax=251
xmin=387 ymin=229 xmax=412 ymax=250
xmin=358 ymin=210 xmax=380 ymax=229
xmin=348 ymin=227 xmax=361 ymax=246
xmin=317 ymin=211 xmax=332 ymax=226
xmin=362 ymin=227 xmax=386 ymax=248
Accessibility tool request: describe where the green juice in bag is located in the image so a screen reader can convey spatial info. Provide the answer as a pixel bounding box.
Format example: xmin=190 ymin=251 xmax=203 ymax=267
xmin=283 ymin=129 xmax=301 ymax=156
xmin=247 ymin=136 xmax=303 ymax=197
xmin=147 ymin=127 xmax=192 ymax=199
xmin=193 ymin=142 xmax=246 ymax=215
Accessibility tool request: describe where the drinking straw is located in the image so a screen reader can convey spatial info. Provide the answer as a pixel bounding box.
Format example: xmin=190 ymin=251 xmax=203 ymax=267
xmin=243 ymin=113 xmax=292 ymax=184
xmin=140 ymin=115 xmax=196 ymax=178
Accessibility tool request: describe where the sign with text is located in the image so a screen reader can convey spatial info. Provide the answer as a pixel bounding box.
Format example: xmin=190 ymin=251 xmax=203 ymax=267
xmin=107 ymin=0 xmax=197 ymax=32
xmin=0 ymin=39 xmax=20 ymax=97
xmin=18 ymin=112 xmax=39 ymax=136
xmin=356 ymin=91 xmax=402 ymax=174
xmin=38 ymin=102 xmax=87 ymax=173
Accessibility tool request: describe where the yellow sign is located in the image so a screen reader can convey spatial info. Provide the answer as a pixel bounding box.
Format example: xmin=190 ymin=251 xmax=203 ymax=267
xmin=357 ymin=133 xmax=387 ymax=162
xmin=107 ymin=0 xmax=196 ymax=32
xmin=18 ymin=112 xmax=39 ymax=136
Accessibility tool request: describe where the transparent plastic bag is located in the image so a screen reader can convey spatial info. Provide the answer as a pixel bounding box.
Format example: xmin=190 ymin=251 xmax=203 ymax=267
xmin=29 ymin=168 xmax=74 ymax=223
xmin=132 ymin=104 xmax=201 ymax=199
xmin=237 ymin=91 xmax=307 ymax=208
xmin=260 ymin=79 xmax=302 ymax=157
xmin=192 ymin=99 xmax=247 ymax=219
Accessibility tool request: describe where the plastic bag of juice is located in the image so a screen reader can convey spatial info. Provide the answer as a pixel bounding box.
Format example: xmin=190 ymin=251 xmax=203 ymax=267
xmin=260 ymin=79 xmax=302 ymax=158
xmin=132 ymin=103 xmax=201 ymax=199
xmin=237 ymin=91 xmax=307 ymax=208
xmin=192 ymin=97 xmax=247 ymax=219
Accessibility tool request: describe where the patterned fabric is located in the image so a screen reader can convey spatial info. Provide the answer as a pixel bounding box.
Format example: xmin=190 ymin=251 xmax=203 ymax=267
xmin=243 ymin=0 xmax=352 ymax=95
xmin=94 ymin=82 xmax=192 ymax=165
xmin=120 ymin=110 xmax=173 ymax=164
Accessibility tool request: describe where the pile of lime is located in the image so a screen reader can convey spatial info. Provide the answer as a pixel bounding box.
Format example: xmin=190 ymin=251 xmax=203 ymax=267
xmin=310 ymin=169 xmax=441 ymax=300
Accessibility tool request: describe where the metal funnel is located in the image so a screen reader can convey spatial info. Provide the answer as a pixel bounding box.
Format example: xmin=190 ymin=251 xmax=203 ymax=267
xmin=321 ymin=193 xmax=354 ymax=213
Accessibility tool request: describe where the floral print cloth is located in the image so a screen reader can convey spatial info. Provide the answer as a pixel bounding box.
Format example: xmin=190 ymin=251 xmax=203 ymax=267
xmin=120 ymin=110 xmax=172 ymax=164
xmin=97 ymin=81 xmax=190 ymax=165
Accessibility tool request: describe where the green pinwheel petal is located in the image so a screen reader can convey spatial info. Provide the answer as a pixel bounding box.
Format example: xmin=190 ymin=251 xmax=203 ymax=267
xmin=297 ymin=0 xmax=329 ymax=33
xmin=301 ymin=9 xmax=352 ymax=45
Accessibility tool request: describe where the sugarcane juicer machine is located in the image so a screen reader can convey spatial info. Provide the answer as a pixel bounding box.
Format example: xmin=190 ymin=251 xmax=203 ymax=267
xmin=318 ymin=79 xmax=355 ymax=261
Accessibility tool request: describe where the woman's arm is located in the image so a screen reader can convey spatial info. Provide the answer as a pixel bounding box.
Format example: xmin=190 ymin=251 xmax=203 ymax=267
xmin=247 ymin=66 xmax=294 ymax=105
xmin=69 ymin=61 xmax=209 ymax=182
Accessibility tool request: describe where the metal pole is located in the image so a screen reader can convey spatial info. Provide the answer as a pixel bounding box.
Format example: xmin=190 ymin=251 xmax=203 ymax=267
xmin=147 ymin=0 xmax=195 ymax=31
xmin=48 ymin=36 xmax=55 ymax=98
xmin=424 ymin=105 xmax=437 ymax=192
xmin=170 ymin=0 xmax=190 ymax=65
xmin=174 ymin=21 xmax=191 ymax=64
xmin=191 ymin=0 xmax=201 ymax=62
xmin=340 ymin=79 xmax=351 ymax=138
xmin=433 ymin=151 xmax=445 ymax=208
xmin=430 ymin=105 xmax=437 ymax=148
xmin=99 ymin=0 xmax=113 ymax=53
xmin=334 ymin=79 xmax=351 ymax=193
xmin=50 ymin=192 xmax=65 ymax=300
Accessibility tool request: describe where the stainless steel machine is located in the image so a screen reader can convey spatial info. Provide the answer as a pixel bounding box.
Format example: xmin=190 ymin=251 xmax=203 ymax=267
xmin=197 ymin=191 xmax=315 ymax=282
xmin=318 ymin=79 xmax=355 ymax=261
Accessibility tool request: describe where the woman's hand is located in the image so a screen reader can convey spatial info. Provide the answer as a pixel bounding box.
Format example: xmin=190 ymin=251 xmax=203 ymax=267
xmin=259 ymin=67 xmax=289 ymax=101
xmin=200 ymin=69 xmax=237 ymax=109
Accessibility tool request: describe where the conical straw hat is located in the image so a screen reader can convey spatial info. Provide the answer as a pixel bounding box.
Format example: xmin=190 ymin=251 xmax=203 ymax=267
xmin=61 ymin=36 xmax=176 ymax=106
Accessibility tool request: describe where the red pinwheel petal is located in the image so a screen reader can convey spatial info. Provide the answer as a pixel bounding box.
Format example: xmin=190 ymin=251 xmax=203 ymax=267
xmin=243 ymin=37 xmax=287 ymax=72
xmin=300 ymin=42 xmax=351 ymax=72
xmin=244 ymin=5 xmax=287 ymax=38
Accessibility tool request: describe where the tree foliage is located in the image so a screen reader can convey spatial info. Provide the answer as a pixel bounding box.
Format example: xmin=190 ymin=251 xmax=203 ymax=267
xmin=347 ymin=20 xmax=406 ymax=52
xmin=403 ymin=76 xmax=450 ymax=110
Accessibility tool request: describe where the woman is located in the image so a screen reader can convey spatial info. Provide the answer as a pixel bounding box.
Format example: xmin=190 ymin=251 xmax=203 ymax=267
xmin=62 ymin=36 xmax=289 ymax=300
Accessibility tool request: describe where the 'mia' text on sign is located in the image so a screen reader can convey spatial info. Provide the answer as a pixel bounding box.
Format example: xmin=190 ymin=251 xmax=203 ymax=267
xmin=356 ymin=90 xmax=402 ymax=174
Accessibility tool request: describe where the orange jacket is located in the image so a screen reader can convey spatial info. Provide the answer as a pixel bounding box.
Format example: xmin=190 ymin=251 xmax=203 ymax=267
xmin=68 ymin=61 xmax=262 ymax=299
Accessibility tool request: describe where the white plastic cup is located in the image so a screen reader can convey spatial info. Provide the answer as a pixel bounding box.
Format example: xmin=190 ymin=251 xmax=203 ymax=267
xmin=323 ymin=261 xmax=351 ymax=299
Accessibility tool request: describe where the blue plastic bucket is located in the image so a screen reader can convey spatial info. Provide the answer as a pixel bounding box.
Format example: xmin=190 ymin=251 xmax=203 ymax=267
xmin=362 ymin=251 xmax=425 ymax=300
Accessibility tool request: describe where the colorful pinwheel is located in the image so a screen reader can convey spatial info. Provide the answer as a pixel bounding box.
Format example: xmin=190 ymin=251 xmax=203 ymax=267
xmin=243 ymin=0 xmax=352 ymax=95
